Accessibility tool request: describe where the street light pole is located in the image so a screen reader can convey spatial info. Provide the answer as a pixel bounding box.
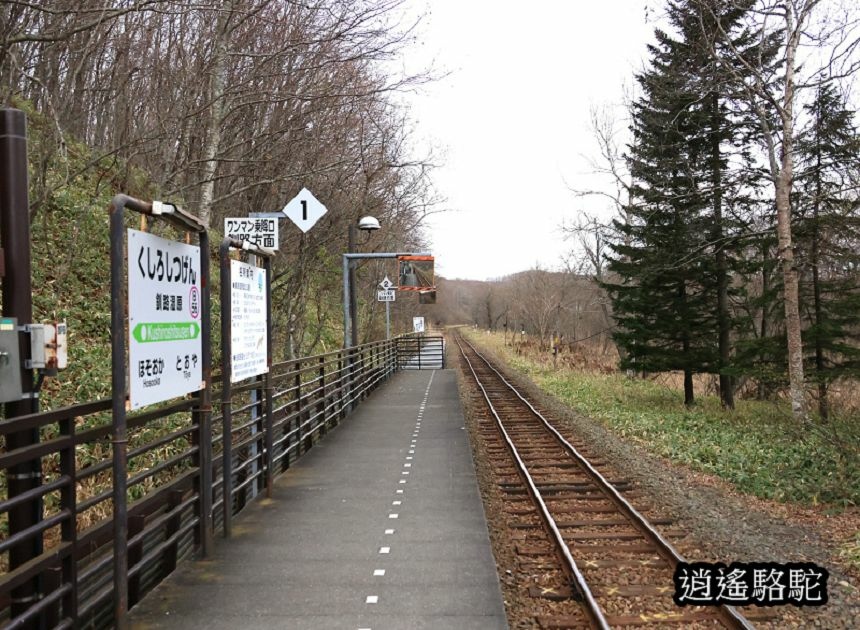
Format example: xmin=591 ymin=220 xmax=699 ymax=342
xmin=342 ymin=251 xmax=431 ymax=348
xmin=348 ymin=223 xmax=359 ymax=347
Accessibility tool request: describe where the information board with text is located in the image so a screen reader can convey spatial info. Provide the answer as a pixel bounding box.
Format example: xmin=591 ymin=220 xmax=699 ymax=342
xmin=230 ymin=259 xmax=268 ymax=382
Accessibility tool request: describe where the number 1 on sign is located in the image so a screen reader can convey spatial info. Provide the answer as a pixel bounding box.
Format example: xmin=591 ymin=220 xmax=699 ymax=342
xmin=301 ymin=200 xmax=307 ymax=221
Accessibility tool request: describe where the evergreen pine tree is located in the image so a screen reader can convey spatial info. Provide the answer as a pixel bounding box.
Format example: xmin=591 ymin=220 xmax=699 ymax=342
xmin=604 ymin=0 xmax=769 ymax=407
xmin=605 ymin=4 xmax=718 ymax=407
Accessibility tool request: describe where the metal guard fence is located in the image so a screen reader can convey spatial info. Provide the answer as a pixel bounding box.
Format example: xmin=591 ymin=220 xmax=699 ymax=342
xmin=0 ymin=335 xmax=440 ymax=629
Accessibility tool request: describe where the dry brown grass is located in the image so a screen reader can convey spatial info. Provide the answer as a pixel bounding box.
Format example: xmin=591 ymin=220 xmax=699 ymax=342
xmin=499 ymin=331 xmax=860 ymax=417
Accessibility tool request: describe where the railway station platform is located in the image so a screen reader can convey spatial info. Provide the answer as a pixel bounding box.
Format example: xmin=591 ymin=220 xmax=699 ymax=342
xmin=129 ymin=369 xmax=508 ymax=630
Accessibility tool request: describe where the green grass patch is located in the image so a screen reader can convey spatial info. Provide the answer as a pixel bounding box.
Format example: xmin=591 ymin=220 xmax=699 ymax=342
xmin=465 ymin=330 xmax=860 ymax=507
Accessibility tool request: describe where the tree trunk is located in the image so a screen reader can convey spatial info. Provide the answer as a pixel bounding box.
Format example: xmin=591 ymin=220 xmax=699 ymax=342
xmin=776 ymin=20 xmax=807 ymax=421
xmin=680 ymin=279 xmax=694 ymax=407
xmin=711 ymin=91 xmax=734 ymax=409
xmin=684 ymin=368 xmax=695 ymax=407
xmin=758 ymin=242 xmax=772 ymax=401
xmin=811 ymin=112 xmax=827 ymax=419
xmin=198 ymin=5 xmax=232 ymax=227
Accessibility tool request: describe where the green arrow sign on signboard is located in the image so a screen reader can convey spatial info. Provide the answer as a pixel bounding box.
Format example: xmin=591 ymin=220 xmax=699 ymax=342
xmin=132 ymin=322 xmax=200 ymax=343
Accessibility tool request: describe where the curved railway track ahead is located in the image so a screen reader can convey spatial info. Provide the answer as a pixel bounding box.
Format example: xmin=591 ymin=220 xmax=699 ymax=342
xmin=456 ymin=332 xmax=758 ymax=629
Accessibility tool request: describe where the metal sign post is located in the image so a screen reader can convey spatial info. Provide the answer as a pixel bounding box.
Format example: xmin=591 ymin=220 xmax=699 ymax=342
xmin=108 ymin=196 xmax=211 ymax=630
xmin=0 ymin=107 xmax=40 ymax=628
xmin=342 ymin=252 xmax=431 ymax=348
xmin=377 ymin=276 xmax=396 ymax=340
xmin=219 ymin=238 xmax=274 ymax=538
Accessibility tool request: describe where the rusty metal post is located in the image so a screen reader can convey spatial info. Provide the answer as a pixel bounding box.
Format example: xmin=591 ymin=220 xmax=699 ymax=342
xmin=318 ymin=355 xmax=327 ymax=432
xmin=108 ymin=197 xmax=130 ymax=630
xmin=0 ymin=108 xmax=40 ymax=628
xmin=294 ymin=370 xmax=302 ymax=456
xmin=107 ymin=194 xmax=207 ymax=628
xmin=219 ymin=239 xmax=234 ymax=537
xmin=197 ymin=229 xmax=213 ymax=556
xmin=59 ymin=412 xmax=78 ymax=624
xmin=263 ymin=257 xmax=274 ymax=497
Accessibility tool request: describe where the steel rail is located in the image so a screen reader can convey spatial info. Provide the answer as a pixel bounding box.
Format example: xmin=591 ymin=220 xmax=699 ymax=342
xmin=455 ymin=336 xmax=611 ymax=630
xmin=457 ymin=333 xmax=755 ymax=630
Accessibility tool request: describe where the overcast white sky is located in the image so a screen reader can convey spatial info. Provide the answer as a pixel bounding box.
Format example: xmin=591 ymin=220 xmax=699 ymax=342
xmin=398 ymin=1 xmax=659 ymax=280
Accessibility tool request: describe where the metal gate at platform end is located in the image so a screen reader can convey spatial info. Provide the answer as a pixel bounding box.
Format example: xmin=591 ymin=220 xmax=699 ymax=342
xmin=397 ymin=335 xmax=445 ymax=370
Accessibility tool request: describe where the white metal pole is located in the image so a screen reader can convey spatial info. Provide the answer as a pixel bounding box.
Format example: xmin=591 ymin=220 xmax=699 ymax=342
xmin=386 ymin=300 xmax=390 ymax=340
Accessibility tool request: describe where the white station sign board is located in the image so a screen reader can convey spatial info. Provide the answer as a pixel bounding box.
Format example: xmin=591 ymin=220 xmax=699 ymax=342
xmin=377 ymin=289 xmax=396 ymax=302
xmin=224 ymin=217 xmax=279 ymax=250
xmin=230 ymin=259 xmax=268 ymax=383
xmin=413 ymin=317 xmax=425 ymax=333
xmin=282 ymin=187 xmax=327 ymax=233
xmin=128 ymin=229 xmax=202 ymax=409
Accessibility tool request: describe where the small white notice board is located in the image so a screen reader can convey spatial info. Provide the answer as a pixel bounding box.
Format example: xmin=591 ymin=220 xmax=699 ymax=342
xmin=413 ymin=317 xmax=425 ymax=333
xmin=377 ymin=289 xmax=396 ymax=302
xmin=230 ymin=259 xmax=269 ymax=382
xmin=128 ymin=229 xmax=202 ymax=409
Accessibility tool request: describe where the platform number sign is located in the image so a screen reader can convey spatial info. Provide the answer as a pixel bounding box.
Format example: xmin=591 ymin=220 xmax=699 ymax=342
xmin=282 ymin=187 xmax=328 ymax=233
xmin=128 ymin=229 xmax=202 ymax=409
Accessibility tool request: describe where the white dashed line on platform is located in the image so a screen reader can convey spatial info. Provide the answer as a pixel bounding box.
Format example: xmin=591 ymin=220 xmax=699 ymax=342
xmin=379 ymin=547 xmax=390 ymax=554
xmin=385 ymin=529 xmax=395 ymax=534
xmin=374 ymin=569 xmax=385 ymax=576
xmin=365 ymin=595 xmax=378 ymax=604
xmin=389 ymin=513 xmax=398 ymax=519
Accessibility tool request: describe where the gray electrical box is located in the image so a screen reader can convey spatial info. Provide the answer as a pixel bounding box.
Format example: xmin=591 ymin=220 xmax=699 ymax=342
xmin=0 ymin=317 xmax=23 ymax=403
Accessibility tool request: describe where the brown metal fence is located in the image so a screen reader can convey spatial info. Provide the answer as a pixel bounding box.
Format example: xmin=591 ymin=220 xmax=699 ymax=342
xmin=0 ymin=162 xmax=443 ymax=628
xmin=0 ymin=339 xmax=403 ymax=629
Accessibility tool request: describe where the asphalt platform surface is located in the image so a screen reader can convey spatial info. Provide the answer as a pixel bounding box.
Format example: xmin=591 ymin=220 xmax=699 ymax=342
xmin=129 ymin=369 xmax=508 ymax=630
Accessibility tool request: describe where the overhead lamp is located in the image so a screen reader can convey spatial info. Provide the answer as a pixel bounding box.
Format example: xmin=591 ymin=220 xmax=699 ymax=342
xmin=357 ymin=215 xmax=381 ymax=231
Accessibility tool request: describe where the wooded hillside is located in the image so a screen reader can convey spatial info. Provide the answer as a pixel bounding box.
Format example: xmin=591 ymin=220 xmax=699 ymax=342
xmin=1 ymin=0 xmax=440 ymax=372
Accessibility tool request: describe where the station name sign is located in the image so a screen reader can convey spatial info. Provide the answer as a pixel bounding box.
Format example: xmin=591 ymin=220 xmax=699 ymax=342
xmin=128 ymin=229 xmax=203 ymax=409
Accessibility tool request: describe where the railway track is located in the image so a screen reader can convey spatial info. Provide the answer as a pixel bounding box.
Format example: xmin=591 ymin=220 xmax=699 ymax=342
xmin=455 ymin=333 xmax=768 ymax=629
